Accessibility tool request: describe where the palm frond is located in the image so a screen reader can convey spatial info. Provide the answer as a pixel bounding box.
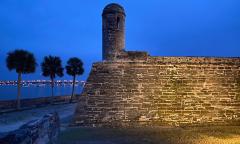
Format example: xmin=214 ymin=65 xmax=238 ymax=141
xmin=41 ymin=55 xmax=64 ymax=79
xmin=6 ymin=49 xmax=37 ymax=74
xmin=65 ymin=57 xmax=84 ymax=76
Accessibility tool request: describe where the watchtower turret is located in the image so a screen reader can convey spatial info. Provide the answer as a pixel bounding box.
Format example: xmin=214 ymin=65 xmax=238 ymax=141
xmin=102 ymin=3 xmax=126 ymax=61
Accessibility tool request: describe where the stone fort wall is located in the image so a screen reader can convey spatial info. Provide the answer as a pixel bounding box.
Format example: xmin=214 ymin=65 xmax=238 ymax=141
xmin=73 ymin=56 xmax=240 ymax=127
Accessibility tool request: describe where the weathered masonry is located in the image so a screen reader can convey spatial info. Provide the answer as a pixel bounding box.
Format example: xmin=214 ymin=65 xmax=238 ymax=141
xmin=73 ymin=3 xmax=240 ymax=127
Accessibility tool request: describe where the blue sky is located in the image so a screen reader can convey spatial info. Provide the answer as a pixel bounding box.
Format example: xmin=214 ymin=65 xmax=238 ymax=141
xmin=0 ymin=0 xmax=240 ymax=81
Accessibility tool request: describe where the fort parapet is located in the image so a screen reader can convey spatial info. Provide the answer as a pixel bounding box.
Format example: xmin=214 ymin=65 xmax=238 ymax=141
xmin=73 ymin=3 xmax=240 ymax=127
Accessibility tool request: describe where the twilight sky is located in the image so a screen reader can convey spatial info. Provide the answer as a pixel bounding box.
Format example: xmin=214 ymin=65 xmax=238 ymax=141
xmin=0 ymin=0 xmax=240 ymax=81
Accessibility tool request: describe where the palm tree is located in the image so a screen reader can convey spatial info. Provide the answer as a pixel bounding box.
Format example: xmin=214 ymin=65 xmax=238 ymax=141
xmin=6 ymin=49 xmax=37 ymax=110
xmin=66 ymin=57 xmax=84 ymax=103
xmin=41 ymin=56 xmax=64 ymax=102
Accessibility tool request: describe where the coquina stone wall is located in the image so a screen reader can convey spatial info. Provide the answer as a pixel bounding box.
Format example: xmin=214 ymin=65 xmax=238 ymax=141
xmin=0 ymin=112 xmax=60 ymax=144
xmin=73 ymin=56 xmax=240 ymax=127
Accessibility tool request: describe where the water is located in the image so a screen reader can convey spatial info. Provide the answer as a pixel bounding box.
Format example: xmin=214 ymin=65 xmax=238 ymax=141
xmin=0 ymin=85 xmax=83 ymax=100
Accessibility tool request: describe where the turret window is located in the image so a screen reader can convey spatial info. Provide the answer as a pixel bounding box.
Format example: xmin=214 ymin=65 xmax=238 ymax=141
xmin=117 ymin=17 xmax=120 ymax=29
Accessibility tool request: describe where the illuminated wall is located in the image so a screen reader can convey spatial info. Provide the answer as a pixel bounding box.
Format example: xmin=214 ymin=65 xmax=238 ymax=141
xmin=73 ymin=56 xmax=240 ymax=127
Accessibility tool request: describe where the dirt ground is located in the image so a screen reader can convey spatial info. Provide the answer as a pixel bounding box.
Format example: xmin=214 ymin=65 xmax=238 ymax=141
xmin=57 ymin=126 xmax=240 ymax=144
xmin=1 ymin=103 xmax=239 ymax=144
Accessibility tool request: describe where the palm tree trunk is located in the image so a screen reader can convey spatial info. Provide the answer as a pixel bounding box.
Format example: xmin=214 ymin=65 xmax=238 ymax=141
xmin=17 ymin=72 xmax=22 ymax=110
xmin=51 ymin=78 xmax=54 ymax=104
xmin=70 ymin=75 xmax=76 ymax=103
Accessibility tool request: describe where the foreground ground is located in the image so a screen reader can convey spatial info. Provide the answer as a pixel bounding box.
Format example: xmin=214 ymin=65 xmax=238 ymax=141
xmin=0 ymin=103 xmax=76 ymax=132
xmin=58 ymin=126 xmax=240 ymax=144
xmin=1 ymin=104 xmax=240 ymax=144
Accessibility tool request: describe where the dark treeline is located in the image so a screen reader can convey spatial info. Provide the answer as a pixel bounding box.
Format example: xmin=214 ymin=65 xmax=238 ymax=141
xmin=6 ymin=49 xmax=84 ymax=110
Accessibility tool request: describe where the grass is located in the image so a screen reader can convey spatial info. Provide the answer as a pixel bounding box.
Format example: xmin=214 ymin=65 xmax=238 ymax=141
xmin=57 ymin=126 xmax=240 ymax=144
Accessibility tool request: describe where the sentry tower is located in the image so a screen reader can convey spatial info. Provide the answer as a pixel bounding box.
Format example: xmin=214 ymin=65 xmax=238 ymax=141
xmin=102 ymin=3 xmax=126 ymax=61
